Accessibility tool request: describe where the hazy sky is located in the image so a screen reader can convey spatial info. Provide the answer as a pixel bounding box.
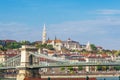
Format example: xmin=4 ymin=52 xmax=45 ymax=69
xmin=0 ymin=0 xmax=120 ymax=50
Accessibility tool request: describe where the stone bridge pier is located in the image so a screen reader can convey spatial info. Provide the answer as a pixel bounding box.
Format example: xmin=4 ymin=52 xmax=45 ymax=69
xmin=16 ymin=45 xmax=41 ymax=80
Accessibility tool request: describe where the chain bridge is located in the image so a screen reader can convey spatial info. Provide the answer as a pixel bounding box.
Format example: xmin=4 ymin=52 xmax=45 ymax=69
xmin=0 ymin=45 xmax=120 ymax=80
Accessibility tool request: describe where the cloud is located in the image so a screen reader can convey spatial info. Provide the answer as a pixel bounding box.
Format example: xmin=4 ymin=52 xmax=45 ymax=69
xmin=0 ymin=22 xmax=41 ymax=41
xmin=48 ymin=17 xmax=120 ymax=36
xmin=47 ymin=17 xmax=120 ymax=50
xmin=1 ymin=16 xmax=120 ymax=50
xmin=95 ymin=9 xmax=120 ymax=15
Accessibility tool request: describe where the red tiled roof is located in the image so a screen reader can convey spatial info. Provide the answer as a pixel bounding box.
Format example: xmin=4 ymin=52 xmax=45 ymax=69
xmin=4 ymin=40 xmax=16 ymax=43
xmin=47 ymin=39 xmax=62 ymax=43
xmin=47 ymin=40 xmax=52 ymax=43
xmin=54 ymin=40 xmax=61 ymax=43
xmin=78 ymin=58 xmax=86 ymax=61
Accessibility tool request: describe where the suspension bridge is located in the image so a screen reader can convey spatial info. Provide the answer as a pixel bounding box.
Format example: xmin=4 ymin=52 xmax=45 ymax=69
xmin=0 ymin=45 xmax=120 ymax=80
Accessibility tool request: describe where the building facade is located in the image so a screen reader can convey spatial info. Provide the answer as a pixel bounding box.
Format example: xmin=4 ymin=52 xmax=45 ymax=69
xmin=62 ymin=38 xmax=80 ymax=50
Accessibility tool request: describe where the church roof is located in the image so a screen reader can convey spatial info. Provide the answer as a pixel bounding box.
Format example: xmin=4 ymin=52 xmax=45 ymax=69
xmin=54 ymin=39 xmax=62 ymax=43
xmin=47 ymin=39 xmax=62 ymax=43
xmin=47 ymin=40 xmax=52 ymax=43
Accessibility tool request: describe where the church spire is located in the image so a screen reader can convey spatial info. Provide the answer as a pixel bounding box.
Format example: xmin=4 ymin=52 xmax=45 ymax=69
xmin=55 ymin=36 xmax=57 ymax=40
xmin=86 ymin=41 xmax=92 ymax=51
xmin=43 ymin=24 xmax=46 ymax=31
xmin=42 ymin=24 xmax=46 ymax=44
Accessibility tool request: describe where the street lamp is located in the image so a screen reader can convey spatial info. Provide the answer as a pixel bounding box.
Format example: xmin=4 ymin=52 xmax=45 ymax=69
xmin=86 ymin=76 xmax=89 ymax=80
xmin=48 ymin=77 xmax=51 ymax=80
xmin=118 ymin=76 xmax=120 ymax=80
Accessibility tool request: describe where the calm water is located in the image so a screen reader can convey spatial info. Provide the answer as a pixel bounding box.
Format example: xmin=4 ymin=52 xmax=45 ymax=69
xmin=97 ymin=77 xmax=119 ymax=80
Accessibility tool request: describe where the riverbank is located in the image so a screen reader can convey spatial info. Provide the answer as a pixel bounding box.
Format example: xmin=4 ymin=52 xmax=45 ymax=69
xmin=24 ymin=77 xmax=96 ymax=80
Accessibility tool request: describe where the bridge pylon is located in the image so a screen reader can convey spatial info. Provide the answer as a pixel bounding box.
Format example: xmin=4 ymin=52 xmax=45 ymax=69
xmin=16 ymin=45 xmax=41 ymax=80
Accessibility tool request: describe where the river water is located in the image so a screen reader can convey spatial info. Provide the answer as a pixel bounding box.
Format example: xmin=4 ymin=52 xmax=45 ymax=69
xmin=97 ymin=77 xmax=119 ymax=80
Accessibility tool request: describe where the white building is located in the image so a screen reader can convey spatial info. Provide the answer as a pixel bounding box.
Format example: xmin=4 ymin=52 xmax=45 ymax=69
xmin=86 ymin=41 xmax=92 ymax=51
xmin=47 ymin=39 xmax=62 ymax=51
xmin=0 ymin=52 xmax=6 ymax=63
xmin=62 ymin=38 xmax=80 ymax=50
xmin=42 ymin=24 xmax=47 ymax=44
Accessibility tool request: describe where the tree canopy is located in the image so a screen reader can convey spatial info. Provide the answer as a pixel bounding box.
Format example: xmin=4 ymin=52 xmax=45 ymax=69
xmin=90 ymin=44 xmax=97 ymax=51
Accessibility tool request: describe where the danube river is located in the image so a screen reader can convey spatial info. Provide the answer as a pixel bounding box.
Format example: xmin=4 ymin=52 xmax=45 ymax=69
xmin=97 ymin=77 xmax=119 ymax=80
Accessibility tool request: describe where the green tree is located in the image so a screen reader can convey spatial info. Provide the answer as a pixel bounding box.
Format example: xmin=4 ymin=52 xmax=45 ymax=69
xmin=114 ymin=66 xmax=120 ymax=70
xmin=36 ymin=44 xmax=54 ymax=50
xmin=67 ymin=67 xmax=74 ymax=71
xmin=42 ymin=44 xmax=47 ymax=48
xmin=78 ymin=65 xmax=83 ymax=71
xmin=97 ymin=66 xmax=102 ymax=71
xmin=90 ymin=44 xmax=97 ymax=51
xmin=102 ymin=66 xmax=109 ymax=71
xmin=6 ymin=42 xmax=21 ymax=49
xmin=0 ymin=63 xmax=3 ymax=67
xmin=36 ymin=44 xmax=47 ymax=49
xmin=0 ymin=45 xmax=7 ymax=51
xmin=86 ymin=76 xmax=89 ymax=80
xmin=46 ymin=45 xmax=54 ymax=50
xmin=61 ymin=67 xmax=65 ymax=71
xmin=115 ymin=50 xmax=120 ymax=56
xmin=20 ymin=40 xmax=31 ymax=45
xmin=0 ymin=45 xmax=3 ymax=50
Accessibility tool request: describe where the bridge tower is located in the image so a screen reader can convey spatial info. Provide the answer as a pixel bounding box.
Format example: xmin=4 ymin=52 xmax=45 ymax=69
xmin=16 ymin=45 xmax=41 ymax=80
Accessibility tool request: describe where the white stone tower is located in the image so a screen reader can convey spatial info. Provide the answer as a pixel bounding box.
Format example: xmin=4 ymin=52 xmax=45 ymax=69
xmin=42 ymin=24 xmax=46 ymax=44
xmin=86 ymin=41 xmax=92 ymax=51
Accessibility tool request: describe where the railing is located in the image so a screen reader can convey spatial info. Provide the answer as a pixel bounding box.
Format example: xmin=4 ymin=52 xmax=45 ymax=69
xmin=30 ymin=52 xmax=120 ymax=67
xmin=1 ymin=52 xmax=120 ymax=69
xmin=30 ymin=52 xmax=70 ymax=62
xmin=0 ymin=54 xmax=21 ymax=69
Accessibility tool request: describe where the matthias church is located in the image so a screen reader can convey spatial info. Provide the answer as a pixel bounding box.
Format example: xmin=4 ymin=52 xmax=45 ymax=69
xmin=41 ymin=24 xmax=92 ymax=51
